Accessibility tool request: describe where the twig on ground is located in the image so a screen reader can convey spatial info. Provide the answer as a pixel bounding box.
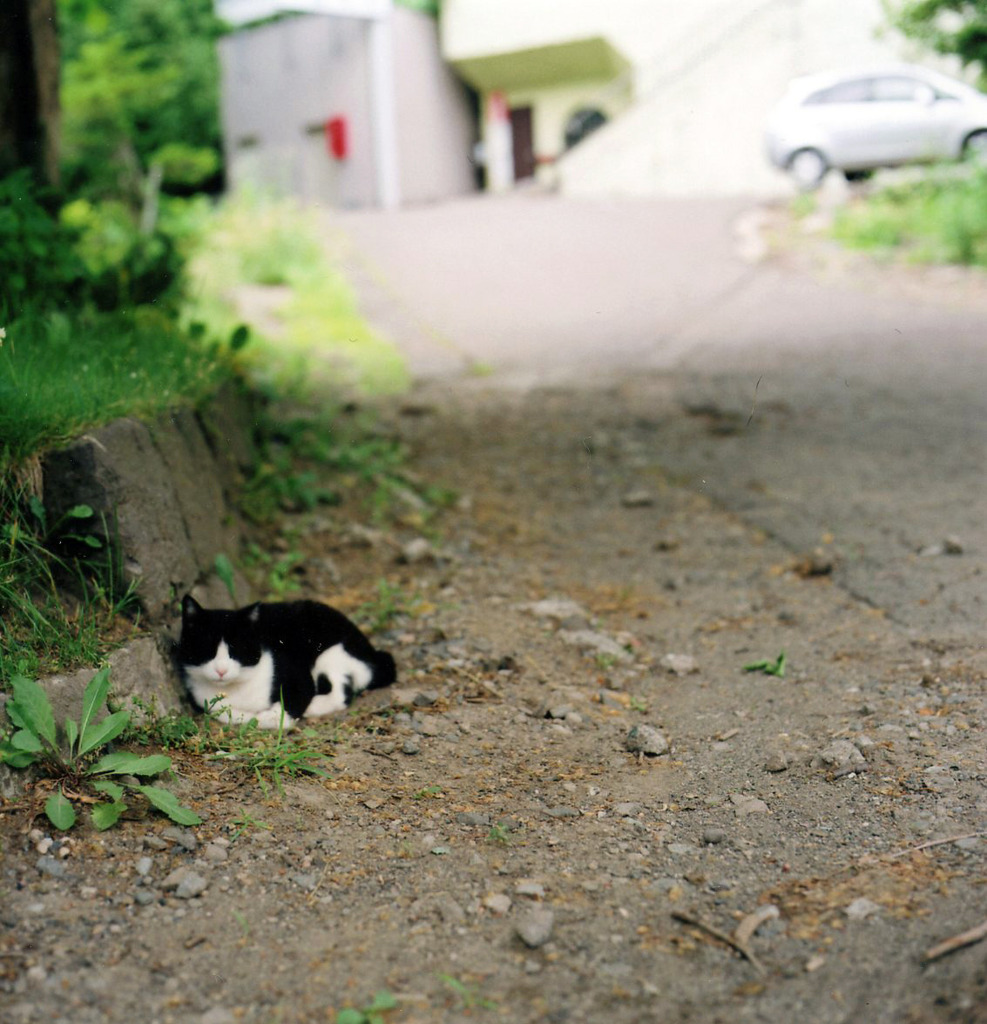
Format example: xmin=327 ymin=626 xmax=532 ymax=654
xmin=886 ymin=830 xmax=986 ymax=860
xmin=923 ymin=918 xmax=987 ymax=964
xmin=671 ymin=910 xmax=766 ymax=975
xmin=734 ymin=904 xmax=780 ymax=948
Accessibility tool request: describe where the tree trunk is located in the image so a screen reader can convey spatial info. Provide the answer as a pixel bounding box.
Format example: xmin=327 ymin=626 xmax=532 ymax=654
xmin=0 ymin=0 xmax=60 ymax=186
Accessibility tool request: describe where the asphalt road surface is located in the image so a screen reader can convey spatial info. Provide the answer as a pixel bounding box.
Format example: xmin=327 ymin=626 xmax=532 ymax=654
xmin=334 ymin=191 xmax=986 ymax=647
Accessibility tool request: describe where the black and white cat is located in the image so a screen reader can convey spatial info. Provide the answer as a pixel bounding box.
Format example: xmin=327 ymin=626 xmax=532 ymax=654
xmin=178 ymin=595 xmax=396 ymax=729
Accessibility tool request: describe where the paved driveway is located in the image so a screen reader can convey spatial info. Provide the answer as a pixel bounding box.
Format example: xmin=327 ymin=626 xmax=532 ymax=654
xmin=333 ymin=191 xmax=987 ymax=645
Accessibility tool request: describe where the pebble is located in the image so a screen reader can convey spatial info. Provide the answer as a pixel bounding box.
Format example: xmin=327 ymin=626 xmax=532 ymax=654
xmin=558 ymin=629 xmax=633 ymax=663
xmin=845 ymin=897 xmax=880 ymax=920
xmin=135 ymin=856 xmax=153 ymax=877
xmin=291 ymin=873 xmax=317 ymax=890
xmin=515 ymin=880 xmax=546 ymax=899
xmin=621 ymin=490 xmax=655 ymax=508
xmin=143 ymin=835 xmax=168 ymax=852
xmin=202 ymin=843 xmax=229 ymax=863
xmin=400 ymin=537 xmax=433 ymax=564
xmin=729 ymin=794 xmax=769 ymax=815
xmin=456 ymin=812 xmax=491 ymax=827
xmin=625 ymin=724 xmax=669 ymax=756
xmin=814 ymin=740 xmax=865 ymax=770
xmin=161 ymin=867 xmax=208 ymax=899
xmin=161 ymin=827 xmax=198 ymax=852
xmin=36 ymin=855 xmax=67 ymax=879
xmin=702 ymin=828 xmax=728 ymax=845
xmin=614 ymin=803 xmax=643 ymax=817
xmin=521 ymin=599 xmax=587 ymax=621
xmin=402 ymin=738 xmax=421 ymax=756
xmin=545 ymin=806 xmax=580 ymax=819
xmin=134 ymin=890 xmax=157 ymax=906
xmin=659 ymin=653 xmax=698 ymax=675
xmin=483 ymin=893 xmax=512 ymax=916
xmin=516 ymin=907 xmax=555 ymax=949
xmin=764 ymin=751 xmax=790 ymax=772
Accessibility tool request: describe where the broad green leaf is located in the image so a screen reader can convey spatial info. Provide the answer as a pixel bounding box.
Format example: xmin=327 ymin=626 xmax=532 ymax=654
xmin=9 ymin=675 xmax=57 ymax=748
xmin=66 ymin=504 xmax=94 ymax=518
xmin=78 ymin=666 xmax=111 ymax=745
xmin=89 ymin=751 xmax=171 ymax=777
xmin=137 ymin=785 xmax=201 ymax=826
xmin=92 ymin=778 xmax=125 ymax=800
xmin=335 ymin=1011 xmax=366 ymax=1024
xmin=64 ymin=717 xmax=79 ymax=756
xmin=91 ymin=801 xmax=126 ymax=831
xmin=0 ymin=741 xmax=38 ymax=768
xmin=81 ymin=535 xmax=102 ymax=549
xmin=77 ymin=710 xmax=130 ymax=757
xmin=369 ymin=991 xmax=398 ymax=1011
xmin=10 ymin=729 xmax=42 ymax=752
xmin=45 ymin=789 xmax=76 ymax=830
xmin=229 ymin=324 xmax=250 ymax=351
xmin=4 ymin=699 xmax=29 ymax=730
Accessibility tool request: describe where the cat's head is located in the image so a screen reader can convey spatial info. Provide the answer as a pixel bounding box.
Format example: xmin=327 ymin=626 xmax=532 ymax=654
xmin=179 ymin=595 xmax=263 ymax=687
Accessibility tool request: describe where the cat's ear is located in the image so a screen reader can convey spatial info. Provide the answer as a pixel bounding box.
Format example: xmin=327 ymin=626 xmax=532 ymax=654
xmin=182 ymin=594 xmax=202 ymax=618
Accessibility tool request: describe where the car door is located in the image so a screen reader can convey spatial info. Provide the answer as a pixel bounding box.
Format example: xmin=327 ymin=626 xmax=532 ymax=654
xmin=865 ymin=75 xmax=949 ymax=162
xmin=802 ymin=77 xmax=878 ymax=166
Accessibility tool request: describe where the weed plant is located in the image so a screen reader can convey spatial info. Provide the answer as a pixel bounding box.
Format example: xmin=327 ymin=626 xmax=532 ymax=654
xmin=183 ymin=190 xmax=409 ymax=395
xmin=0 ymin=668 xmax=201 ymax=830
xmin=833 ymin=165 xmax=987 ymax=266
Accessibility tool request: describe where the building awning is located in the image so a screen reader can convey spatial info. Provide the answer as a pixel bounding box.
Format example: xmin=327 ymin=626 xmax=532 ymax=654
xmin=450 ymin=36 xmax=630 ymax=92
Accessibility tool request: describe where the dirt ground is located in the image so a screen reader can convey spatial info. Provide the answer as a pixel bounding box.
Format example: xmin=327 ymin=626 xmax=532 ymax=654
xmin=1 ymin=383 xmax=985 ymax=1024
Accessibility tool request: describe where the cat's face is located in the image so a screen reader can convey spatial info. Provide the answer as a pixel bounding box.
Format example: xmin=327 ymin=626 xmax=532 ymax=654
xmin=179 ymin=596 xmax=263 ymax=689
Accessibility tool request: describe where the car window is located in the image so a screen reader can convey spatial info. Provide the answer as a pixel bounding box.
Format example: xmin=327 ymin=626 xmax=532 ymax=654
xmin=805 ymin=79 xmax=872 ymax=105
xmin=871 ymin=76 xmax=929 ymax=102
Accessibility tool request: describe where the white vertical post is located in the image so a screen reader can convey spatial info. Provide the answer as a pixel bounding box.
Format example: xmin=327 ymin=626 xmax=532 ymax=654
xmin=368 ymin=3 xmax=401 ymax=209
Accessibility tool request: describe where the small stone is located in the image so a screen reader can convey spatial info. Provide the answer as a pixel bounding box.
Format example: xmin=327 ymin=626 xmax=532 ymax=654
xmin=36 ymin=855 xmax=66 ymax=879
xmin=729 ymin=794 xmax=769 ymax=815
xmin=483 ymin=893 xmax=512 ymax=916
xmin=702 ymin=828 xmax=728 ymax=845
xmin=625 ymin=724 xmax=669 ymax=756
xmin=161 ymin=867 xmax=208 ymax=899
xmin=546 ymin=705 xmax=574 ymax=720
xmin=621 ymin=490 xmax=655 ymax=508
xmin=143 ymin=835 xmax=168 ymax=851
xmin=545 ymin=806 xmax=580 ymax=819
xmin=401 ymin=737 xmax=421 ymax=756
xmin=35 ymin=837 xmax=53 ymax=855
xmin=161 ymin=827 xmax=198 ymax=852
xmin=521 ymin=599 xmax=587 ymax=622
xmin=456 ymin=812 xmax=491 ymax=827
xmin=764 ymin=752 xmax=789 ymax=773
xmin=135 ymin=856 xmax=153 ymax=877
xmin=202 ymin=844 xmax=228 ymax=864
xmin=134 ymin=890 xmax=157 ymax=906
xmin=412 ymin=690 xmax=439 ymax=707
xmin=516 ymin=907 xmax=555 ymax=949
xmin=845 ymin=897 xmax=880 ymax=920
xmin=25 ymin=964 xmax=47 ymax=986
xmin=814 ymin=740 xmax=865 ymax=770
xmin=291 ymin=873 xmax=317 ymax=891
xmin=399 ymin=537 xmax=433 ymax=564
xmin=515 ymin=880 xmax=546 ymax=899
xmin=614 ymin=803 xmax=643 ymax=817
xmin=28 ymin=828 xmax=44 ymax=844
xmin=659 ymin=653 xmax=698 ymax=675
xmin=558 ymin=629 xmax=633 ymax=662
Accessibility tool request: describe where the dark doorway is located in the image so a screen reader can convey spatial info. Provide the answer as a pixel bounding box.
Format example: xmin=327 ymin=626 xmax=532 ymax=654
xmin=510 ymin=106 xmax=535 ymax=180
xmin=564 ymin=107 xmax=608 ymax=150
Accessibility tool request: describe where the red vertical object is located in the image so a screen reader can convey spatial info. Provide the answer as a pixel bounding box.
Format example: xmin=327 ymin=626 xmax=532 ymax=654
xmin=326 ymin=116 xmax=348 ymax=160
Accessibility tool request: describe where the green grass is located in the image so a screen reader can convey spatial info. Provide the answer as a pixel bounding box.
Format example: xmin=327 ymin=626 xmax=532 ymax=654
xmin=184 ymin=190 xmax=410 ymax=395
xmin=0 ymin=307 xmax=236 ymax=472
xmin=832 ymin=165 xmax=987 ymax=266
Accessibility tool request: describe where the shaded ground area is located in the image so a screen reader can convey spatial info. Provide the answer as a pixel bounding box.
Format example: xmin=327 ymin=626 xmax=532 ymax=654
xmin=2 ymin=385 xmax=985 ymax=1024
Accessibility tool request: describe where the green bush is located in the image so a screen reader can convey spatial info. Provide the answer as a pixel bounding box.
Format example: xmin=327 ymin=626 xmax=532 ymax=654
xmin=0 ymin=171 xmax=85 ymax=317
xmin=833 ymin=166 xmax=987 ymax=266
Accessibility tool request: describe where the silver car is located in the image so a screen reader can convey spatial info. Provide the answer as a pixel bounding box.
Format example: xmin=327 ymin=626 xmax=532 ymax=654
xmin=765 ymin=64 xmax=987 ymax=189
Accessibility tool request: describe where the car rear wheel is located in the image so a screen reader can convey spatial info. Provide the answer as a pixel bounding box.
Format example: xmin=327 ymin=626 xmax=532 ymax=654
xmin=788 ymin=148 xmax=828 ymax=190
xmin=963 ymin=130 xmax=987 ymax=163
